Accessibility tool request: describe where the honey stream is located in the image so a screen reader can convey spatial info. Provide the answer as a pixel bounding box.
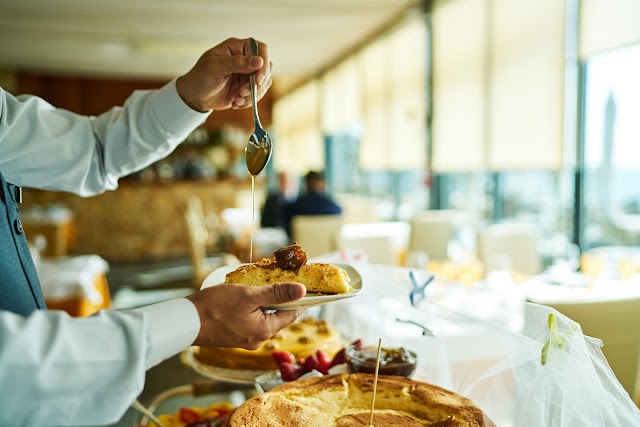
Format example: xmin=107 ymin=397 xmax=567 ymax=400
xmin=250 ymin=175 xmax=255 ymax=263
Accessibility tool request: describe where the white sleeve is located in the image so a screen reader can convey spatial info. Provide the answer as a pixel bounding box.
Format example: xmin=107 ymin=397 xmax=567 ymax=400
xmin=0 ymin=80 xmax=210 ymax=196
xmin=0 ymin=298 xmax=200 ymax=427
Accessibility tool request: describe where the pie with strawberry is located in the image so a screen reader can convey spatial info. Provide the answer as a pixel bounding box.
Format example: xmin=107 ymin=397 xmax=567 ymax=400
xmin=196 ymin=317 xmax=342 ymax=371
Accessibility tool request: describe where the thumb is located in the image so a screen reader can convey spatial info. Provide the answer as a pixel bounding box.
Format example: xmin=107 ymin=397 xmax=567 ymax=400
xmin=252 ymin=282 xmax=307 ymax=306
xmin=216 ymin=54 xmax=263 ymax=75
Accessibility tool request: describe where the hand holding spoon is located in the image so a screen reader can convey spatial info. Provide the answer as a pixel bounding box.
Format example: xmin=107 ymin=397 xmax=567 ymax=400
xmin=245 ymin=37 xmax=273 ymax=176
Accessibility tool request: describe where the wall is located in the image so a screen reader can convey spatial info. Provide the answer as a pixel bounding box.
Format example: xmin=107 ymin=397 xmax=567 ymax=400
xmin=21 ymin=179 xmax=261 ymax=263
xmin=16 ymin=72 xmax=273 ymax=130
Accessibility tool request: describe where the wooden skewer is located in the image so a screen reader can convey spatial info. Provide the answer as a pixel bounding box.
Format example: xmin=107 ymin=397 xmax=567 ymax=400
xmin=367 ymin=338 xmax=383 ymax=427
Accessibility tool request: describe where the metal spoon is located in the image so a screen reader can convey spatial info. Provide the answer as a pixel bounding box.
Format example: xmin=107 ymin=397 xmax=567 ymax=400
xmin=245 ymin=37 xmax=273 ymax=176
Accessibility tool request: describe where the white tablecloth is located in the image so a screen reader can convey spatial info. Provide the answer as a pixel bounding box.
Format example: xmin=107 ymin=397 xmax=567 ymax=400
xmin=36 ymin=255 xmax=109 ymax=304
xmin=308 ymin=253 xmax=640 ymax=426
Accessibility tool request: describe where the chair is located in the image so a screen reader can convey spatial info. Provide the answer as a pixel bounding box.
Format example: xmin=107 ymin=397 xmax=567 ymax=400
xmin=477 ymin=222 xmax=542 ymax=275
xmin=183 ymin=196 xmax=240 ymax=288
xmin=544 ymin=297 xmax=640 ymax=406
xmin=336 ymin=233 xmax=397 ymax=265
xmin=291 ymin=215 xmax=343 ymax=259
xmin=409 ymin=210 xmax=463 ymax=260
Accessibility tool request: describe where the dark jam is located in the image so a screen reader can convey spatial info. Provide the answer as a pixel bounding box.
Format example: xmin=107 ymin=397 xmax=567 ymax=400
xmin=274 ymin=243 xmax=308 ymax=270
xmin=346 ymin=346 xmax=417 ymax=377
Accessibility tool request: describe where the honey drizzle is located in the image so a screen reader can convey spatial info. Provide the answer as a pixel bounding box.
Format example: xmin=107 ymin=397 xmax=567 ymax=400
xmin=250 ymin=175 xmax=255 ymax=263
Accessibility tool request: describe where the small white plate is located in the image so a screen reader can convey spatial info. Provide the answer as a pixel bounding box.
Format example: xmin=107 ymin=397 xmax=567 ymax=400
xmin=202 ymin=263 xmax=363 ymax=311
xmin=180 ymin=346 xmax=272 ymax=385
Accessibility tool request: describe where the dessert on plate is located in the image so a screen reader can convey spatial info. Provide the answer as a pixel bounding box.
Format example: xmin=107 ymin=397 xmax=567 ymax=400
xmin=146 ymin=401 xmax=234 ymax=427
xmin=229 ymin=373 xmax=495 ymax=427
xmin=196 ymin=317 xmax=342 ymax=371
xmin=225 ymin=243 xmax=351 ymax=294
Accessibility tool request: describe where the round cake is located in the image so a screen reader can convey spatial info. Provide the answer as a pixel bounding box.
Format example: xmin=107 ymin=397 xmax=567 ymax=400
xmin=229 ymin=373 xmax=495 ymax=427
xmin=196 ymin=317 xmax=342 ymax=371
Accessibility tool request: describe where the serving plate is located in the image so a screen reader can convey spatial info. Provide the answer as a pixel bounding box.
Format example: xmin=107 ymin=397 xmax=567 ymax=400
xmin=133 ymin=383 xmax=252 ymax=426
xmin=181 ymin=346 xmax=273 ymax=385
xmin=201 ymin=263 xmax=363 ymax=311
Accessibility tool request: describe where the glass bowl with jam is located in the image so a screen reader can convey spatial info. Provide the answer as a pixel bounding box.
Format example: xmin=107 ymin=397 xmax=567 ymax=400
xmin=345 ymin=345 xmax=417 ymax=377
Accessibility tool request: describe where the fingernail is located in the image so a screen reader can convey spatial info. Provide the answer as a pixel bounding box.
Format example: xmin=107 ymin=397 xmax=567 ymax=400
xmin=288 ymin=284 xmax=303 ymax=300
xmin=250 ymin=56 xmax=262 ymax=68
xmin=241 ymin=88 xmax=250 ymax=97
xmin=258 ymin=75 xmax=266 ymax=86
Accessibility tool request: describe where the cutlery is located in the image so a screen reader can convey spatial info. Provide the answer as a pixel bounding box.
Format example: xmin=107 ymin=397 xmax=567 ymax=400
xmin=396 ymin=317 xmax=437 ymax=337
xmin=245 ymin=38 xmax=273 ymax=176
xmin=408 ymin=270 xmax=435 ymax=307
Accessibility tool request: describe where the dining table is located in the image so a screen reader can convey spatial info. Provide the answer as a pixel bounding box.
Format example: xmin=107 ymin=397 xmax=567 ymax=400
xmin=309 ymin=252 xmax=640 ymax=425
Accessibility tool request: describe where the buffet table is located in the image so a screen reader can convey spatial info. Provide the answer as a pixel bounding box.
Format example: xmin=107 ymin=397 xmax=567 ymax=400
xmin=310 ymin=253 xmax=640 ymax=424
xmin=111 ymin=254 xmax=640 ymax=427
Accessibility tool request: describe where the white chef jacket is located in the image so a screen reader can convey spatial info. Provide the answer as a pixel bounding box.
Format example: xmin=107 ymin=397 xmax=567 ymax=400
xmin=0 ymin=81 xmax=209 ymax=426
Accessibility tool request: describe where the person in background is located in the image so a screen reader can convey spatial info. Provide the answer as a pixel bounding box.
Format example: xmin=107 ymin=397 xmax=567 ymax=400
xmin=285 ymin=170 xmax=342 ymax=237
xmin=0 ymin=37 xmax=306 ymax=426
xmin=260 ymin=171 xmax=298 ymax=229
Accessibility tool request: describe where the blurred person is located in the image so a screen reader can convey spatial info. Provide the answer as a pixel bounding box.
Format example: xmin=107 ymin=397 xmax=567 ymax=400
xmin=0 ymin=37 xmax=306 ymax=426
xmin=260 ymin=171 xmax=298 ymax=229
xmin=285 ymin=170 xmax=342 ymax=237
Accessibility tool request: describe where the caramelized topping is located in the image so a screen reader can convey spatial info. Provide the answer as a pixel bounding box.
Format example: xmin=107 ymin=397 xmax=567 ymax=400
xmin=317 ymin=324 xmax=330 ymax=335
xmin=264 ymin=340 xmax=279 ymax=350
xmin=289 ymin=323 xmax=303 ymax=332
xmin=256 ymin=257 xmax=278 ymax=269
xmin=274 ymin=243 xmax=308 ymax=270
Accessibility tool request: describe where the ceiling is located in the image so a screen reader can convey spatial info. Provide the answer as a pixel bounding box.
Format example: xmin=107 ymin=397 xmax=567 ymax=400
xmin=0 ymin=0 xmax=421 ymax=96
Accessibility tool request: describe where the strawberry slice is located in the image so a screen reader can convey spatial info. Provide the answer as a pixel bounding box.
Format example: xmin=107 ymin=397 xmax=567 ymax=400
xmin=278 ymin=362 xmax=304 ymax=381
xmin=272 ymin=350 xmax=295 ymax=365
xmin=179 ymin=407 xmax=201 ymax=424
xmin=330 ymin=348 xmax=347 ymax=367
xmin=302 ymin=354 xmax=320 ymax=373
xmin=316 ymin=350 xmax=332 ymax=374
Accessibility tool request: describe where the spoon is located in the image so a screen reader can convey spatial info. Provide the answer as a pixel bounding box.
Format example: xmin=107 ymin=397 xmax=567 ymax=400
xmin=131 ymin=399 xmax=166 ymax=427
xmin=245 ymin=37 xmax=273 ymax=176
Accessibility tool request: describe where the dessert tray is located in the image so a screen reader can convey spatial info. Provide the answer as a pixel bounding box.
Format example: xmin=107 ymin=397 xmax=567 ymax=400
xmin=202 ymin=263 xmax=363 ymax=311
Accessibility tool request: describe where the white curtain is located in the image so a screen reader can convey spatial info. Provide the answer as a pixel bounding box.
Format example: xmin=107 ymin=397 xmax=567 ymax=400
xmin=432 ymin=0 xmax=487 ymax=172
xmin=431 ymin=0 xmax=566 ymax=172
xmin=359 ymin=37 xmax=390 ymax=170
xmin=321 ymin=57 xmax=361 ymax=134
xmin=580 ymin=0 xmax=640 ymax=59
xmin=387 ymin=16 xmax=428 ymax=171
xmin=273 ymin=80 xmax=323 ymax=176
xmin=488 ymin=0 xmax=565 ymax=170
xmin=360 ymin=13 xmax=427 ymax=171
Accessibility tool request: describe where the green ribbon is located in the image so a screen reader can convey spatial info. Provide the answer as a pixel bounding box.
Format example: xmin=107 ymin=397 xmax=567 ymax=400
xmin=541 ymin=313 xmax=579 ymax=366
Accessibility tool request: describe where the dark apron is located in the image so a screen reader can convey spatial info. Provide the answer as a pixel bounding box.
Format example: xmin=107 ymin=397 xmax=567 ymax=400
xmin=0 ymin=170 xmax=46 ymax=315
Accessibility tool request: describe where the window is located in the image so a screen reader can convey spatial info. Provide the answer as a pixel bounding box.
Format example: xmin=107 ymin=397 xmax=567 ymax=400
xmin=581 ymin=43 xmax=640 ymax=248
